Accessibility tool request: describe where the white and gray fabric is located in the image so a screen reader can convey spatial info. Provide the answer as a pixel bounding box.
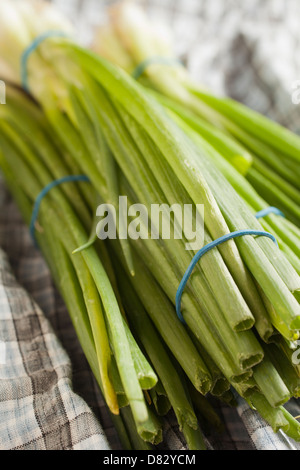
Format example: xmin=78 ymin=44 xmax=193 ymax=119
xmin=0 ymin=196 xmax=113 ymax=450
xmin=1 ymin=0 xmax=300 ymax=450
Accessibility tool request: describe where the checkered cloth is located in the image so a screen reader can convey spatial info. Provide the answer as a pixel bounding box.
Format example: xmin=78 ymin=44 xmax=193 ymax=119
xmin=1 ymin=0 xmax=300 ymax=451
xmin=0 ymin=196 xmax=113 ymax=450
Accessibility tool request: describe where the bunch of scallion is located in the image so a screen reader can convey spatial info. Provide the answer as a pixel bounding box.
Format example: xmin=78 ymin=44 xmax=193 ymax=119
xmin=0 ymin=0 xmax=300 ymax=449
xmin=93 ymin=1 xmax=300 ymax=230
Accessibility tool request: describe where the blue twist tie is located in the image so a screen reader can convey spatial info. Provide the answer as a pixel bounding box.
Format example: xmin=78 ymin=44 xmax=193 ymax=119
xmin=30 ymin=175 xmax=90 ymax=246
xmin=21 ymin=31 xmax=69 ymax=91
xmin=175 ymin=229 xmax=278 ymax=324
xmin=132 ymin=56 xmax=183 ymax=80
xmin=255 ymin=207 xmax=285 ymax=219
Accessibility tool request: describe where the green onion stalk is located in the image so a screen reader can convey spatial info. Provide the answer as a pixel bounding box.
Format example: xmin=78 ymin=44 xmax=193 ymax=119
xmin=0 ymin=85 xmax=209 ymax=449
xmin=0 ymin=0 xmax=300 ymax=446
xmin=93 ymin=1 xmax=300 ymax=229
xmin=93 ymin=0 xmax=300 ymax=329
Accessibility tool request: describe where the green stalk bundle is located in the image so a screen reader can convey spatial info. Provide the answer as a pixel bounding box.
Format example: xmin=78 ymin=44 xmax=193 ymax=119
xmin=94 ymin=1 xmax=300 ymax=229
xmin=0 ymin=0 xmax=300 ymax=450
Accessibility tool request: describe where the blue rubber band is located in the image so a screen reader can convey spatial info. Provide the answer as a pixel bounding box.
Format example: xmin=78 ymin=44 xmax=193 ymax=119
xmin=175 ymin=229 xmax=278 ymax=324
xmin=132 ymin=56 xmax=183 ymax=80
xmin=21 ymin=31 xmax=69 ymax=91
xmin=255 ymin=207 xmax=285 ymax=219
xmin=30 ymin=175 xmax=90 ymax=246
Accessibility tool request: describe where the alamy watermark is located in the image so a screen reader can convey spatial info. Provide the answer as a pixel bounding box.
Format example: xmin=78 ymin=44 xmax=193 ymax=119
xmin=0 ymin=341 xmax=6 ymax=365
xmin=95 ymin=197 xmax=205 ymax=251
xmin=292 ymin=341 xmax=300 ymax=366
xmin=292 ymin=80 xmax=300 ymax=105
xmin=0 ymin=80 xmax=6 ymax=104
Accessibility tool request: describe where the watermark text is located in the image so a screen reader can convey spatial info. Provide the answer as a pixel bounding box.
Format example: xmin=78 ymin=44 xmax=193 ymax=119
xmin=292 ymin=80 xmax=300 ymax=105
xmin=95 ymin=197 xmax=205 ymax=251
xmin=0 ymin=80 xmax=6 ymax=104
